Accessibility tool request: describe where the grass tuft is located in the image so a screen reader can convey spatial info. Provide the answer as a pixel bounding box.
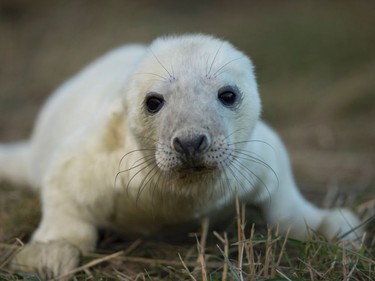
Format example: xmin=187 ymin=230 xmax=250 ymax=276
xmin=0 ymin=183 xmax=374 ymax=280
xmin=3 ymin=197 xmax=373 ymax=280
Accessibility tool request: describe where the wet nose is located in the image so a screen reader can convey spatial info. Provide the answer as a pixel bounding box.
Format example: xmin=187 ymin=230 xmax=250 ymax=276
xmin=172 ymin=133 xmax=210 ymax=155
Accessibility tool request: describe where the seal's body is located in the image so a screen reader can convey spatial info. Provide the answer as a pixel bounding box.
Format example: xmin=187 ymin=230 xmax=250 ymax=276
xmin=0 ymin=34 xmax=361 ymax=279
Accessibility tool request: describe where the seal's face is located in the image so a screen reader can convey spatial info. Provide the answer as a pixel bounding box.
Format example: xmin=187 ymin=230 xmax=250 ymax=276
xmin=150 ymin=83 xmax=240 ymax=174
xmin=126 ymin=35 xmax=261 ymax=185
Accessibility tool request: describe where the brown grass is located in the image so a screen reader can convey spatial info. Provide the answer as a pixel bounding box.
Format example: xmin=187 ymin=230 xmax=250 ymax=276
xmin=0 ymin=199 xmax=374 ymax=280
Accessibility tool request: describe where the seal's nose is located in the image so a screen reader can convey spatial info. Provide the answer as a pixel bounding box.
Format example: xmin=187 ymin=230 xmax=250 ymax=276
xmin=172 ymin=134 xmax=210 ymax=156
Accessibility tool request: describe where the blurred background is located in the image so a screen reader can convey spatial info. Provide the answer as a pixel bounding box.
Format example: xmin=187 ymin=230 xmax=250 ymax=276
xmin=0 ymin=0 xmax=374 ymax=206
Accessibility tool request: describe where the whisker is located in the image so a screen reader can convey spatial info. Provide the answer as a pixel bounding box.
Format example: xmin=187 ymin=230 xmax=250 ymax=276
xmin=136 ymin=163 xmax=160 ymax=206
xmin=170 ymin=63 xmax=176 ymax=79
xmin=156 ymin=169 xmax=173 ymax=205
xmin=151 ymin=167 xmax=170 ymax=210
xmin=223 ymin=128 xmax=245 ymax=141
xmin=125 ymin=160 xmax=155 ymax=195
xmin=150 ymin=48 xmax=174 ymax=80
xmin=229 ymin=139 xmax=277 ymax=155
xmin=205 ymin=54 xmax=210 ymax=77
xmin=230 ymin=158 xmax=271 ymax=203
xmin=118 ymin=148 xmax=156 ymax=171
xmin=233 ymin=150 xmax=268 ymax=169
xmin=213 ymin=57 xmax=244 ymax=78
xmin=219 ymin=162 xmax=237 ymax=204
xmin=208 ymin=43 xmax=224 ymax=77
xmin=226 ymin=163 xmax=248 ymax=193
xmin=146 ymin=78 xmax=170 ymax=83
xmin=135 ymin=72 xmax=168 ymax=81
xmin=232 ymin=149 xmax=279 ymax=189
xmin=130 ymin=154 xmax=155 ymax=167
xmin=114 ymin=155 xmax=155 ymax=190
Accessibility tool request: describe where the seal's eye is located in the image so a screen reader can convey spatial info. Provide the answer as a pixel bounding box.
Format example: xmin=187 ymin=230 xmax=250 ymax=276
xmin=218 ymin=86 xmax=238 ymax=107
xmin=145 ymin=93 xmax=164 ymax=114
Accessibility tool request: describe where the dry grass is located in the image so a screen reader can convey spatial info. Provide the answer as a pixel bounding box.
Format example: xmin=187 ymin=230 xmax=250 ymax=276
xmin=1 ymin=196 xmax=374 ymax=280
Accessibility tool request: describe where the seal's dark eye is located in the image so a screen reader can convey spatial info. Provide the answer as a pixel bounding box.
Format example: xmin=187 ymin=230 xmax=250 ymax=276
xmin=218 ymin=86 xmax=238 ymax=107
xmin=145 ymin=93 xmax=164 ymax=114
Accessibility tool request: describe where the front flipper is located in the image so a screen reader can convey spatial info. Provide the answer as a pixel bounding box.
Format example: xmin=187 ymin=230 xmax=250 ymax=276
xmin=11 ymin=241 xmax=80 ymax=280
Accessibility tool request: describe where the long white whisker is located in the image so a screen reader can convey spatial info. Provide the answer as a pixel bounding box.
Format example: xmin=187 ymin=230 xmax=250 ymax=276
xmin=135 ymin=72 xmax=168 ymax=81
xmin=213 ymin=57 xmax=244 ymax=77
xmin=150 ymin=48 xmax=174 ymax=80
xmin=208 ymin=43 xmax=224 ymax=77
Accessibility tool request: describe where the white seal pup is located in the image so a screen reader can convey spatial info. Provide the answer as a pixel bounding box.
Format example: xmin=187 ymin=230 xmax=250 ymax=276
xmin=0 ymin=34 xmax=362 ymax=278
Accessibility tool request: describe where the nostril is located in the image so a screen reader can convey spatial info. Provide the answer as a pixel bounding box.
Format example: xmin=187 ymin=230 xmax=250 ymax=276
xmin=173 ymin=137 xmax=185 ymax=154
xmin=196 ymin=134 xmax=209 ymax=153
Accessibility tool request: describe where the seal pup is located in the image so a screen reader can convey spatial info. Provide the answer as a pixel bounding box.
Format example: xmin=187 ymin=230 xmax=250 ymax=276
xmin=0 ymin=34 xmax=362 ymax=278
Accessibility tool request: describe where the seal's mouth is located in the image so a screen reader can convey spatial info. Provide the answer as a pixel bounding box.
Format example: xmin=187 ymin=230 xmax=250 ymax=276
xmin=175 ymin=160 xmax=214 ymax=175
xmin=179 ymin=165 xmax=207 ymax=173
xmin=176 ymin=165 xmax=214 ymax=180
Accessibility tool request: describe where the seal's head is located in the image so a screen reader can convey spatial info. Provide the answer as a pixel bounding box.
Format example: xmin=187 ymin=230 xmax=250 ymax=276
xmin=125 ymin=34 xmax=261 ymax=188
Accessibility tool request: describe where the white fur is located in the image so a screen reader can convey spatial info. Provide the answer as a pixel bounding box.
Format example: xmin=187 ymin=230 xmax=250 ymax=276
xmin=1 ymin=34 xmax=362 ymax=278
